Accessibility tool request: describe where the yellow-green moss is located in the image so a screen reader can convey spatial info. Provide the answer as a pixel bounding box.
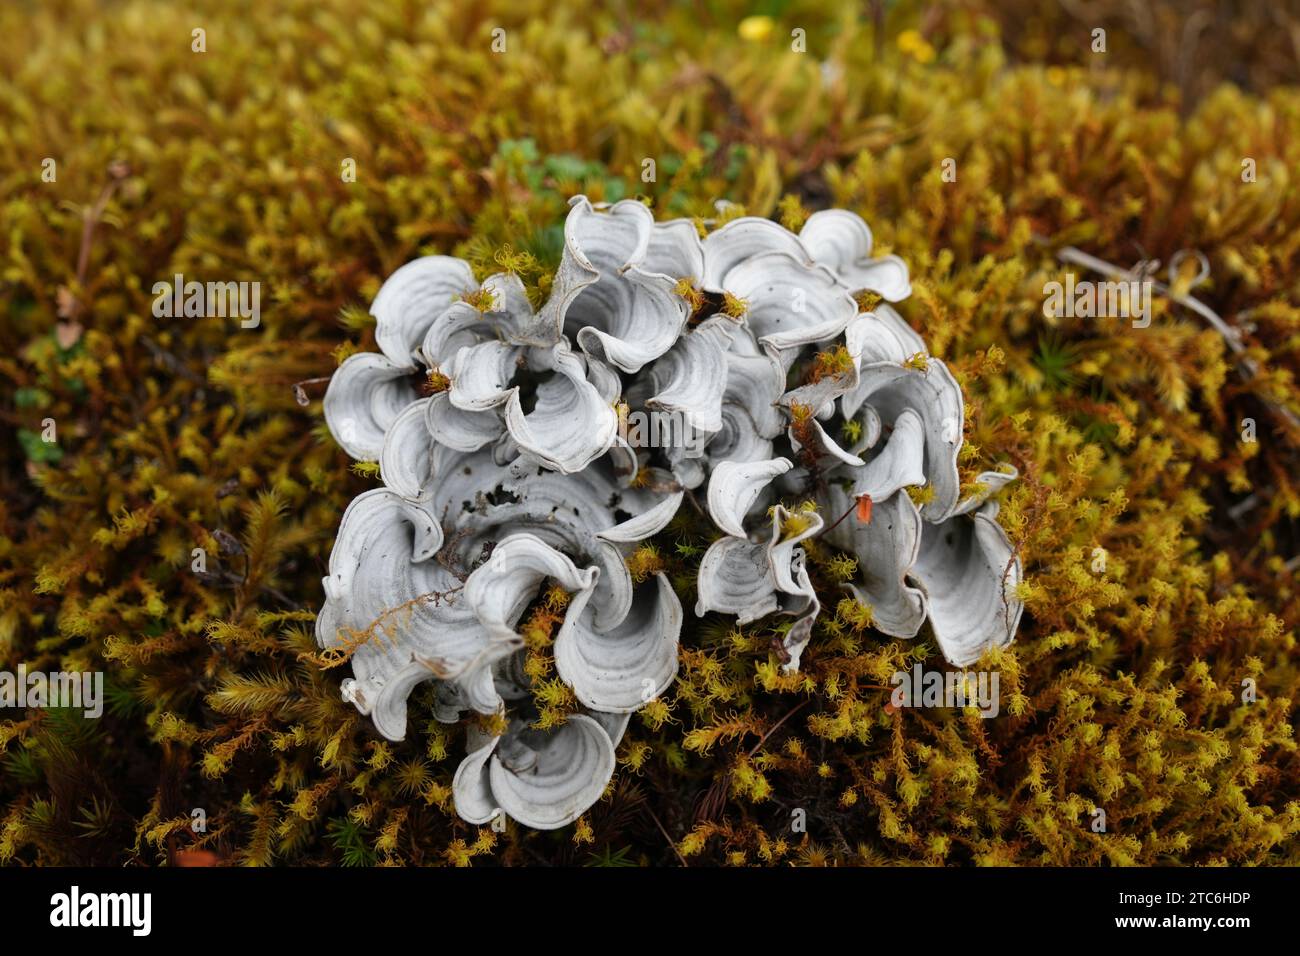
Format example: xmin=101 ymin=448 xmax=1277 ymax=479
xmin=0 ymin=0 xmax=1297 ymax=867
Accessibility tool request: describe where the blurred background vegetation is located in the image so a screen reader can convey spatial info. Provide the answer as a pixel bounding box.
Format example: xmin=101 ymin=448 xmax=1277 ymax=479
xmin=0 ymin=0 xmax=1297 ymax=866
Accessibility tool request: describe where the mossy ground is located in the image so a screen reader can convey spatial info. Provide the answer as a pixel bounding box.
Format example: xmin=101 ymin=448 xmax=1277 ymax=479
xmin=1 ymin=0 xmax=1297 ymax=866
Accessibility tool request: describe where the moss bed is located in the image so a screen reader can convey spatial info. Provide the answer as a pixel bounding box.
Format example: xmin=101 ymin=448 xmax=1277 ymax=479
xmin=1 ymin=0 xmax=1297 ymax=865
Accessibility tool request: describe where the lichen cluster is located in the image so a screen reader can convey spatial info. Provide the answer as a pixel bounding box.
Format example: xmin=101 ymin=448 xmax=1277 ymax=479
xmin=317 ymin=195 xmax=1025 ymax=830
xmin=1 ymin=0 xmax=1297 ymax=866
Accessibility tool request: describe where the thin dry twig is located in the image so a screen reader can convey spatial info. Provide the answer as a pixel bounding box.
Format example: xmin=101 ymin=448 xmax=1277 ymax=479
xmin=643 ymin=803 xmax=688 ymax=867
xmin=61 ymin=160 xmax=131 ymax=322
xmin=1057 ymin=245 xmax=1300 ymax=431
